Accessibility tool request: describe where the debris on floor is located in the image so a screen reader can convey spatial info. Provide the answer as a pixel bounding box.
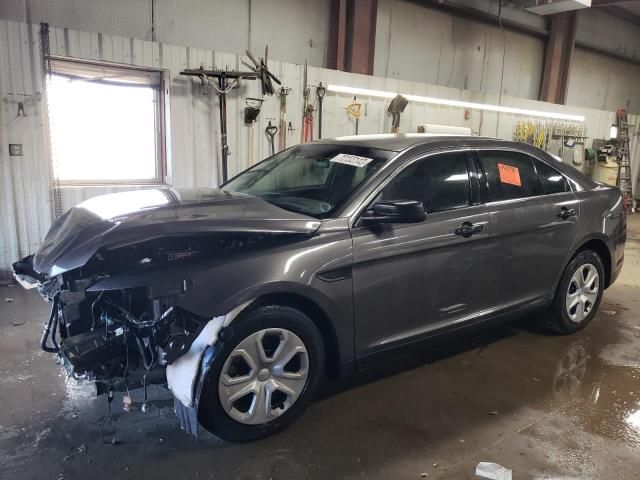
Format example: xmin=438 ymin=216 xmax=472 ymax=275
xmin=488 ymin=410 xmax=499 ymax=415
xmin=10 ymin=319 xmax=25 ymax=326
xmin=123 ymin=395 xmax=132 ymax=412
xmin=475 ymin=462 xmax=512 ymax=480
xmin=601 ymin=310 xmax=617 ymax=316
xmin=5 ymin=297 xmax=14 ymax=302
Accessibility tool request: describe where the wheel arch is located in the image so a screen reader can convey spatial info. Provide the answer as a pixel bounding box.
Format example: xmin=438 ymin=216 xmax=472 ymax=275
xmin=246 ymin=292 xmax=342 ymax=379
xmin=552 ymin=235 xmax=613 ymax=300
xmin=576 ymin=238 xmax=612 ymax=288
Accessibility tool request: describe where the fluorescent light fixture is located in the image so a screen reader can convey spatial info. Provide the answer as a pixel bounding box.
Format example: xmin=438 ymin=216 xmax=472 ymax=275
xmin=326 ymin=84 xmax=585 ymax=122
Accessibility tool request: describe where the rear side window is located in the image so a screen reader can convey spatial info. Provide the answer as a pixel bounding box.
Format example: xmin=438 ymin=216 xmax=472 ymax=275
xmin=535 ymin=159 xmax=570 ymax=194
xmin=478 ymin=151 xmax=539 ymax=202
xmin=381 ymin=152 xmax=470 ymax=213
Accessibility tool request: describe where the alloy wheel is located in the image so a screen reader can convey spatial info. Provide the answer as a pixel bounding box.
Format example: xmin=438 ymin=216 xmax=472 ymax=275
xmin=565 ymin=263 xmax=600 ymax=323
xmin=218 ymin=328 xmax=309 ymax=425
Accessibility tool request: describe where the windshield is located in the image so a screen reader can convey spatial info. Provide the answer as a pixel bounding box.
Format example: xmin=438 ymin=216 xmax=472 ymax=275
xmin=223 ymin=144 xmax=394 ymax=218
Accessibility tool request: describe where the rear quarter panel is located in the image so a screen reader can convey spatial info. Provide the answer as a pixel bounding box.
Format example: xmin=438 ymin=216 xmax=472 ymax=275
xmin=574 ymin=185 xmax=626 ymax=286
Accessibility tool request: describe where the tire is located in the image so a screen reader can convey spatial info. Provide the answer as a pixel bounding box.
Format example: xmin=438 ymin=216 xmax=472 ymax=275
xmin=545 ymin=250 xmax=605 ymax=334
xmin=197 ymin=305 xmax=325 ymax=442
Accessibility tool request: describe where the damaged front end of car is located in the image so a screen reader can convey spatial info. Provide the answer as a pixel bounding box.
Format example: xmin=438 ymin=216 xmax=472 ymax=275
xmin=14 ymin=238 xmax=235 ymax=397
xmin=11 ymin=188 xmax=321 ymax=433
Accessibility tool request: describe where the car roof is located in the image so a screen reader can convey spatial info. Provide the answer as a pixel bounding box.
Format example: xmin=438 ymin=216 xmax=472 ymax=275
xmin=316 ymin=133 xmax=597 ymax=192
xmin=315 ymin=133 xmax=524 ymax=153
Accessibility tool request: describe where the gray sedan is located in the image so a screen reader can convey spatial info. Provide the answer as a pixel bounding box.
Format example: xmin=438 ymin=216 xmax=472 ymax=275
xmin=13 ymin=134 xmax=627 ymax=441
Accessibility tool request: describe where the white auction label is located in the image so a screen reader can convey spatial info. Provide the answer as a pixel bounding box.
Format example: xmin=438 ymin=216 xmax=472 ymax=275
xmin=330 ymin=153 xmax=374 ymax=168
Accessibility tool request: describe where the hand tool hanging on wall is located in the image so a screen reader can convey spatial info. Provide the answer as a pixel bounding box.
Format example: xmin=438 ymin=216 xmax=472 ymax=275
xmin=180 ymin=45 xmax=281 ymax=183
xmin=302 ymin=104 xmax=315 ymax=143
xmin=388 ymin=95 xmax=408 ymax=133
xmin=265 ymin=121 xmax=278 ymax=156
xmin=277 ymin=86 xmax=292 ymax=151
xmin=244 ymin=98 xmax=264 ymax=166
xmin=346 ymin=97 xmax=362 ymax=135
xmin=316 ymin=82 xmax=326 ymax=139
xmin=300 ymin=61 xmax=314 ymax=143
xmin=243 ymin=45 xmax=280 ymax=96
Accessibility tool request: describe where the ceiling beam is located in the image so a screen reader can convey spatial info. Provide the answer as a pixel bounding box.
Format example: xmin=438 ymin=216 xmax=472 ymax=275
xmin=598 ymin=5 xmax=640 ymax=25
xmin=591 ymin=0 xmax=640 ymax=7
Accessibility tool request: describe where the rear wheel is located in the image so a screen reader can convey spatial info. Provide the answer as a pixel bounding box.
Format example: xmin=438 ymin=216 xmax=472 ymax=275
xmin=545 ymin=250 xmax=605 ymax=334
xmin=198 ymin=305 xmax=324 ymax=442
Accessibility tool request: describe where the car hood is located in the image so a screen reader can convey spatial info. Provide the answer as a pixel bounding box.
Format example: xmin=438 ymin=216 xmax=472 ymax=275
xmin=33 ymin=187 xmax=321 ymax=277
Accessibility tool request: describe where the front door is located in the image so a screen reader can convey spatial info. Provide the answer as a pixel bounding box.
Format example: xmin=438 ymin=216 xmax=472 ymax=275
xmin=351 ymin=150 xmax=497 ymax=358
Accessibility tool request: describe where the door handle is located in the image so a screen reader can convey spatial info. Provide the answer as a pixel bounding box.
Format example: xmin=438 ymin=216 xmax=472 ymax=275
xmin=557 ymin=207 xmax=577 ymax=220
xmin=454 ymin=222 xmax=483 ymax=238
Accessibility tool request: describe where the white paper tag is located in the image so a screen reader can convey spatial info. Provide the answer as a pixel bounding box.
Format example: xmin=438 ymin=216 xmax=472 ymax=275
xmin=330 ymin=153 xmax=374 ymax=168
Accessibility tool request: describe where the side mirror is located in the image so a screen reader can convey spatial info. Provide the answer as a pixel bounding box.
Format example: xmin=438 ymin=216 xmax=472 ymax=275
xmin=362 ymin=199 xmax=426 ymax=225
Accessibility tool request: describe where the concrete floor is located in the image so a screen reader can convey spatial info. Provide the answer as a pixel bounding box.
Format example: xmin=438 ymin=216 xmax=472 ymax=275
xmin=2 ymin=217 xmax=640 ymax=480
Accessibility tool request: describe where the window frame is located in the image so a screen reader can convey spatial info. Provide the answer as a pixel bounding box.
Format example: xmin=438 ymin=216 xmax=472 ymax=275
xmin=47 ymin=56 xmax=168 ymax=186
xmin=531 ymin=156 xmax=572 ymax=196
xmin=473 ymin=148 xmax=575 ymax=205
xmin=352 ymin=148 xmax=476 ymax=227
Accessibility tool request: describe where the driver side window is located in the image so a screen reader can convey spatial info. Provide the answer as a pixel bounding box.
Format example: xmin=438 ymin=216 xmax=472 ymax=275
xmin=380 ymin=151 xmax=471 ymax=213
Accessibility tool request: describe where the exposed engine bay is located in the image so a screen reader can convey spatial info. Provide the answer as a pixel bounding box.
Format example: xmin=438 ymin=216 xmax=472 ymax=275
xmin=14 ymin=232 xmax=295 ymax=396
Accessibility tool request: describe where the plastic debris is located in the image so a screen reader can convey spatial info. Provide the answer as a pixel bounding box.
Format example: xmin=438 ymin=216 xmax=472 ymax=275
xmin=123 ymin=395 xmax=132 ymax=412
xmin=5 ymin=297 xmax=14 ymax=302
xmin=475 ymin=462 xmax=512 ymax=480
xmin=420 ymin=473 xmax=429 ymax=478
xmin=488 ymin=410 xmax=499 ymax=415
xmin=10 ymin=319 xmax=25 ymax=326
xmin=77 ymin=443 xmax=87 ymax=454
xmin=432 ymin=462 xmax=439 ymax=468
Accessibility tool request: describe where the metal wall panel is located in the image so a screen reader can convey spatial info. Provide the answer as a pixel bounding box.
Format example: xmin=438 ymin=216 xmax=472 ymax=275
xmin=0 ymin=19 xmax=633 ymax=274
xmin=373 ymin=0 xmax=546 ymax=100
xmin=0 ymin=0 xmax=331 ymax=69
xmin=1 ymin=19 xmax=52 ymax=278
xmin=567 ymin=48 xmax=640 ymax=114
xmin=576 ymin=8 xmax=640 ymax=63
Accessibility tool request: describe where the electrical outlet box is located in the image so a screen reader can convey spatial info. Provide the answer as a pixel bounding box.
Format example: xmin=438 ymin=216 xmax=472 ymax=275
xmin=9 ymin=144 xmax=23 ymax=156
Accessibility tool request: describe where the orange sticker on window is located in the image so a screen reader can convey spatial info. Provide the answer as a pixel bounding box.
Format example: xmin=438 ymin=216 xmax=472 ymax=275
xmin=497 ymin=163 xmax=521 ymax=187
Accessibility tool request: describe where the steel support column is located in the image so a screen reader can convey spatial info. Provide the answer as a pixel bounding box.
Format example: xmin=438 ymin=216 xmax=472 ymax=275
xmin=327 ymin=0 xmax=378 ymax=75
xmin=540 ymin=12 xmax=577 ymax=105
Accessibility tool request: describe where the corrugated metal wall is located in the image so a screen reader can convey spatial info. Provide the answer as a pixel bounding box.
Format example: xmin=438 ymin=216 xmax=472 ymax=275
xmin=0 ymin=19 xmax=637 ymax=276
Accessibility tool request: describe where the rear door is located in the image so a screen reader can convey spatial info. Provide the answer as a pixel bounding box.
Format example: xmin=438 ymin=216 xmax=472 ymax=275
xmin=351 ymin=150 xmax=498 ymax=357
xmin=476 ymin=149 xmax=580 ymax=307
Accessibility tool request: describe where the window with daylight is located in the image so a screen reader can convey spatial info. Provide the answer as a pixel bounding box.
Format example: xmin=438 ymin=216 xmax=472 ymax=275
xmin=47 ymin=59 xmax=165 ymax=184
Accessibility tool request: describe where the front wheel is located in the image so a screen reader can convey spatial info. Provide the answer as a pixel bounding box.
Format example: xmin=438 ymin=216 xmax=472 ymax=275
xmin=545 ymin=250 xmax=605 ymax=334
xmin=198 ymin=305 xmax=325 ymax=442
